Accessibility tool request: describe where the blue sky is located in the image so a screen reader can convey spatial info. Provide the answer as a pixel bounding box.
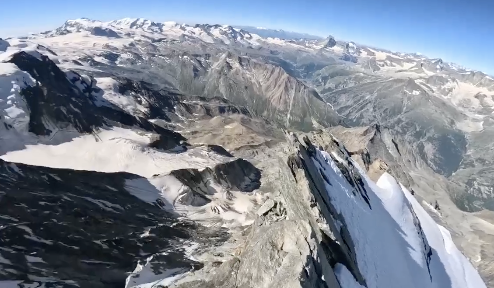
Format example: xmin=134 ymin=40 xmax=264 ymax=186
xmin=1 ymin=0 xmax=493 ymax=73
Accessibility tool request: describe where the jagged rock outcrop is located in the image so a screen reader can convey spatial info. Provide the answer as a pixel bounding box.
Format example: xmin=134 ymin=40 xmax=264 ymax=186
xmin=339 ymin=42 xmax=360 ymax=63
xmin=170 ymin=158 xmax=261 ymax=206
xmin=322 ymin=36 xmax=337 ymax=49
xmin=174 ymin=220 xmax=338 ymax=288
xmin=116 ymin=79 xmax=251 ymax=122
xmin=90 ymin=27 xmax=121 ymax=38
xmin=345 ymin=42 xmax=357 ymax=53
xmin=6 ymin=52 xmax=184 ymax=147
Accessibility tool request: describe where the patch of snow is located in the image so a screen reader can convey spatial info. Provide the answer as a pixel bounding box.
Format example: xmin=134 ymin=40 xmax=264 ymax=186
xmin=125 ymin=175 xmax=185 ymax=209
xmin=17 ymin=225 xmax=53 ymax=245
xmin=456 ymin=119 xmax=484 ymax=132
xmin=1 ymin=127 xmax=230 ymax=178
xmin=265 ymin=37 xmax=290 ymax=46
xmin=68 ymin=194 xmax=124 ymax=213
xmin=93 ymin=77 xmax=147 ymax=114
xmin=80 ymin=260 xmax=116 ymax=265
xmin=125 ymin=254 xmax=188 ymax=288
xmin=448 ymin=81 xmax=494 ymax=114
xmin=334 ymin=264 xmax=365 ymax=288
xmin=0 ymin=281 xmax=23 ymax=288
xmin=0 ymin=215 xmax=18 ymax=221
xmin=369 ymin=48 xmax=403 ymax=61
xmin=182 ymin=242 xmax=200 ymax=262
xmin=405 ymin=89 xmax=421 ymax=95
xmin=423 ymin=67 xmax=436 ymax=76
xmin=185 ymin=188 xmax=258 ymax=227
xmin=25 ymin=255 xmax=46 ymax=263
xmin=126 ymin=173 xmax=260 ymax=227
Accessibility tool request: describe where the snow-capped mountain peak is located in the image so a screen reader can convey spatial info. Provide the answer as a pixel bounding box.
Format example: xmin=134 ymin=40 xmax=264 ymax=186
xmin=40 ymin=17 xmax=261 ymax=46
xmin=108 ymin=17 xmax=165 ymax=32
xmin=54 ymin=18 xmax=104 ymax=33
xmin=321 ymin=35 xmax=337 ymax=48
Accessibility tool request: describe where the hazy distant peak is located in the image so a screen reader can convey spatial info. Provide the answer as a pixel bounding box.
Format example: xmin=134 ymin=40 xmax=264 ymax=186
xmin=234 ymin=25 xmax=322 ymax=40
xmin=321 ymin=35 xmax=337 ymax=48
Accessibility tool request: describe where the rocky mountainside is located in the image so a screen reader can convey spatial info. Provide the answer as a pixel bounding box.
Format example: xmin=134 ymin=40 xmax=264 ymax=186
xmin=176 ymin=52 xmax=341 ymax=130
xmin=0 ymin=17 xmax=491 ymax=287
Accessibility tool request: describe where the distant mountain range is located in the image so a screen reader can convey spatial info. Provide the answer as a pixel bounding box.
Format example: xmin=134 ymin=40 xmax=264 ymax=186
xmin=235 ymin=25 xmax=323 ymax=40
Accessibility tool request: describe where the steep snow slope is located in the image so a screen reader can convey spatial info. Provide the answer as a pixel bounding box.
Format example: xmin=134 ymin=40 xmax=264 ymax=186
xmin=308 ymin=145 xmax=485 ymax=288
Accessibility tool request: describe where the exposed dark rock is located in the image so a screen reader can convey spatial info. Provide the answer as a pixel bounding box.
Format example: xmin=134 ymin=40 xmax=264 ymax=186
xmin=170 ymin=158 xmax=261 ymax=206
xmin=0 ymin=159 xmax=206 ymax=288
xmin=90 ymin=27 xmax=120 ymax=38
xmin=0 ymin=38 xmax=9 ymax=52
xmin=322 ymin=36 xmax=337 ymax=49
xmin=204 ymin=145 xmax=234 ymax=157
xmin=8 ymin=51 xmax=186 ymax=150
xmin=287 ymin=135 xmax=368 ymax=286
xmin=117 ymin=79 xmax=251 ymax=122
xmin=10 ymin=51 xmax=105 ymax=135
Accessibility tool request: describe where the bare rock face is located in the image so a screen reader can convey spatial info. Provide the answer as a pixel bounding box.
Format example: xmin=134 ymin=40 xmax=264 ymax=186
xmin=176 ymin=53 xmax=342 ymax=131
xmin=90 ymin=27 xmax=120 ymax=38
xmin=367 ymin=159 xmax=389 ymax=182
xmin=175 ymin=221 xmax=337 ymax=288
xmin=169 ymin=158 xmax=262 ymax=206
xmin=0 ymin=160 xmax=206 ymax=288
xmin=322 ymin=36 xmax=337 ymax=49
